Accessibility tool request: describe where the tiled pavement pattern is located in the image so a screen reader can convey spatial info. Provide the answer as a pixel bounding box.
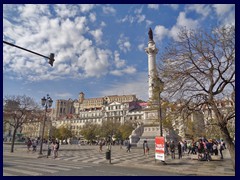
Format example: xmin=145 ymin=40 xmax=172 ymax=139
xmin=3 ymin=156 xmax=99 ymax=176
xmin=3 ymin=144 xmax=235 ymax=176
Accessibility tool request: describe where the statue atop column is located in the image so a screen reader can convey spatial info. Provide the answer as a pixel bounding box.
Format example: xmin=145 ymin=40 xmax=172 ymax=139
xmin=148 ymin=28 xmax=153 ymax=41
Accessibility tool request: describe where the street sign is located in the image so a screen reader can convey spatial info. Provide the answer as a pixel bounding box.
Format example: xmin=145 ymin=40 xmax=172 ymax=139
xmin=155 ymin=136 xmax=165 ymax=161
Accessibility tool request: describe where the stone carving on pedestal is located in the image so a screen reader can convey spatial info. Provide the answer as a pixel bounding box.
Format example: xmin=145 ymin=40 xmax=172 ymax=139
xmin=129 ymin=123 xmax=144 ymax=145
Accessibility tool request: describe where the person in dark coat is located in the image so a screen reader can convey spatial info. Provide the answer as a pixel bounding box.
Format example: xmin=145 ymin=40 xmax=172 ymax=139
xmin=177 ymin=141 xmax=182 ymax=159
xmin=126 ymin=140 xmax=131 ymax=152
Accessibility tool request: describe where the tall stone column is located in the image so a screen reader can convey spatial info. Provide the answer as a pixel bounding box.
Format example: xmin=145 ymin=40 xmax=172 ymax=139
xmin=145 ymin=29 xmax=158 ymax=101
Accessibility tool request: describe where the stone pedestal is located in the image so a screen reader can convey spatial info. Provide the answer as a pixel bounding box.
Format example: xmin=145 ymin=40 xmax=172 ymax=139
xmin=129 ymin=124 xmax=144 ymax=146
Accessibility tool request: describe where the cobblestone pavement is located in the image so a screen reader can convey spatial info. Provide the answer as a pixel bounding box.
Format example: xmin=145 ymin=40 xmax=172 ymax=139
xmin=3 ymin=143 xmax=235 ymax=176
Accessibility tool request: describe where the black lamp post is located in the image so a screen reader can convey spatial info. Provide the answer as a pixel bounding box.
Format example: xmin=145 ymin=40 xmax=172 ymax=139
xmin=39 ymin=94 xmax=53 ymax=155
xmin=158 ymin=78 xmax=164 ymax=137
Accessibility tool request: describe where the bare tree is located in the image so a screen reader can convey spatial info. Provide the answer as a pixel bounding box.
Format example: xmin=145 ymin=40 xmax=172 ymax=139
xmin=3 ymin=95 xmax=41 ymax=152
xmin=159 ymin=25 xmax=235 ymax=169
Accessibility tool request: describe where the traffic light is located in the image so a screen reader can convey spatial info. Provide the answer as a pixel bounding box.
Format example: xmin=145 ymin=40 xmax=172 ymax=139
xmin=49 ymin=53 xmax=55 ymax=66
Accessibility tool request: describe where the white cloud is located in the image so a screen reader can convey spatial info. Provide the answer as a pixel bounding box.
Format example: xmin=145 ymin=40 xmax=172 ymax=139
xmin=100 ymin=72 xmax=148 ymax=101
xmin=146 ymin=20 xmax=153 ymax=27
xmin=119 ymin=6 xmax=146 ymax=24
xmin=117 ymin=34 xmax=131 ymax=53
xmin=212 ymin=4 xmax=234 ymax=16
xmin=109 ymin=70 xmax=123 ymax=76
xmin=110 ymin=51 xmax=136 ymax=76
xmin=79 ymin=4 xmax=95 ymax=13
xmin=114 ymin=51 xmax=125 ymax=68
xmin=120 ymin=15 xmax=134 ymax=24
xmin=100 ymin=21 xmax=106 ymax=27
xmin=154 ymin=25 xmax=169 ymax=42
xmin=170 ymin=12 xmax=199 ymax=41
xmin=212 ymin=4 xmax=235 ymax=26
xmin=78 ymin=48 xmax=111 ymax=78
xmin=4 ymin=4 xmax=136 ymax=82
xmin=18 ymin=4 xmax=50 ymax=19
xmin=164 ymin=4 xmax=179 ymax=10
xmin=102 ymin=5 xmax=116 ymax=14
xmin=134 ymin=7 xmax=143 ymax=14
xmin=222 ymin=10 xmax=235 ymax=26
xmin=138 ymin=43 xmax=145 ymax=51
xmin=89 ymin=13 xmax=96 ymax=22
xmin=148 ymin=4 xmax=159 ymax=10
xmin=186 ymin=4 xmax=211 ymax=18
xmin=109 ymin=66 xmax=136 ymax=76
xmin=122 ymin=66 xmax=136 ymax=74
xmin=90 ymin=28 xmax=103 ymax=44
xmin=54 ymin=4 xmax=79 ymax=18
xmin=55 ymin=92 xmax=73 ymax=99
xmin=136 ymin=14 xmax=146 ymax=23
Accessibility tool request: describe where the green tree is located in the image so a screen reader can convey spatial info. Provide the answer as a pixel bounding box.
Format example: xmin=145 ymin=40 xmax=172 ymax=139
xmin=119 ymin=121 xmax=135 ymax=140
xmin=52 ymin=125 xmax=73 ymax=141
xmin=99 ymin=119 xmax=121 ymax=139
xmin=80 ymin=122 xmax=100 ymax=141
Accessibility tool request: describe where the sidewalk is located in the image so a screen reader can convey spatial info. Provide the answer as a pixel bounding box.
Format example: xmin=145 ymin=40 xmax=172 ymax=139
xmin=3 ymin=143 xmax=49 ymax=158
xmin=127 ymin=147 xmax=235 ymax=176
xmin=117 ymin=151 xmax=235 ymax=176
xmin=3 ymin=144 xmax=235 ymax=176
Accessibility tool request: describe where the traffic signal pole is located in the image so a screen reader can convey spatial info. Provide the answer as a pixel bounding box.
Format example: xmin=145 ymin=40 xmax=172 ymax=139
xmin=3 ymin=40 xmax=55 ymax=66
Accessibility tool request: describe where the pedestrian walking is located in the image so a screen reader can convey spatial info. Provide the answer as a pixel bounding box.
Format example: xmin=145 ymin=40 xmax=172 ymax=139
xmin=170 ymin=141 xmax=175 ymax=159
xmin=183 ymin=140 xmax=187 ymax=154
xmin=219 ymin=139 xmax=226 ymax=159
xmin=26 ymin=138 xmax=32 ymax=151
xmin=205 ymin=140 xmax=211 ymax=161
xmin=143 ymin=140 xmax=149 ymax=156
xmin=177 ymin=141 xmax=182 ymax=159
xmin=55 ymin=140 xmax=60 ymax=158
xmin=32 ymin=140 xmax=37 ymax=152
xmin=187 ymin=141 xmax=192 ymax=155
xmin=99 ymin=141 xmax=103 ymax=152
xmin=197 ymin=139 xmax=204 ymax=160
xmin=120 ymin=140 xmax=123 ymax=149
xmin=52 ymin=141 xmax=57 ymax=159
xmin=213 ymin=142 xmax=218 ymax=155
xmin=126 ymin=141 xmax=131 ymax=152
xmin=165 ymin=141 xmax=170 ymax=155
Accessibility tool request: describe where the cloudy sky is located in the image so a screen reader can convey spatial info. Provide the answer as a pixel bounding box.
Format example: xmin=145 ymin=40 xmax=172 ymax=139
xmin=3 ymin=4 xmax=235 ymax=106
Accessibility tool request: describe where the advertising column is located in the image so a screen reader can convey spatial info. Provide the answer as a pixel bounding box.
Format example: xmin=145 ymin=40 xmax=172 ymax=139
xmin=155 ymin=136 xmax=165 ymax=161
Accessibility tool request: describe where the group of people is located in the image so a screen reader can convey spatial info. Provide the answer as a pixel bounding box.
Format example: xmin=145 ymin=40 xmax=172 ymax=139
xmin=25 ymin=137 xmax=60 ymax=158
xmin=49 ymin=140 xmax=60 ymax=159
xmin=165 ymin=138 xmax=226 ymax=161
xmin=26 ymin=138 xmax=39 ymax=152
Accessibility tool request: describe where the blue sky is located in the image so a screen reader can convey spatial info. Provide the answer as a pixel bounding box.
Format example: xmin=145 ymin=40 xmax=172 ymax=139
xmin=3 ymin=4 xmax=235 ymax=106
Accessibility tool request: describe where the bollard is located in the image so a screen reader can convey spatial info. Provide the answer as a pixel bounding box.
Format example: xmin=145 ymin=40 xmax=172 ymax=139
xmin=106 ymin=150 xmax=111 ymax=160
xmin=47 ymin=148 xmax=51 ymax=157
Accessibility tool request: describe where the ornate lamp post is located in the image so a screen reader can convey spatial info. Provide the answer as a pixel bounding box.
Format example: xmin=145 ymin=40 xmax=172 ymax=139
xmin=158 ymin=78 xmax=164 ymax=137
xmin=39 ymin=94 xmax=53 ymax=155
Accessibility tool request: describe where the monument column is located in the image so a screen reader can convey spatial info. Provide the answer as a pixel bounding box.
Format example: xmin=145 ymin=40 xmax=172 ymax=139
xmin=145 ymin=28 xmax=158 ymax=101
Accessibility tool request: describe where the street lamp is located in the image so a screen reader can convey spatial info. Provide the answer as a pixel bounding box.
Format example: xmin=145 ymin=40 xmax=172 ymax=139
xmin=158 ymin=78 xmax=164 ymax=137
xmin=39 ymin=94 xmax=53 ymax=155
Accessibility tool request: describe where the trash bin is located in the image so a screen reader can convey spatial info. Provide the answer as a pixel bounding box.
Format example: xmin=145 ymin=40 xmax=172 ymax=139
xmin=106 ymin=150 xmax=111 ymax=160
xmin=47 ymin=148 xmax=51 ymax=156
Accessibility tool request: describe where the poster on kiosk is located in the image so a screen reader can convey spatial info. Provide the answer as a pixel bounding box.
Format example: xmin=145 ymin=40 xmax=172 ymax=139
xmin=155 ymin=136 xmax=165 ymax=161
